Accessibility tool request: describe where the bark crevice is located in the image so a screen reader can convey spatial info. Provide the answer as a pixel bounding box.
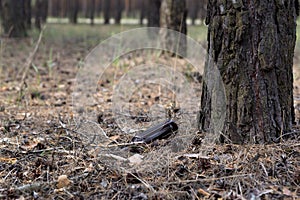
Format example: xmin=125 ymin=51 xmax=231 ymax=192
xmin=199 ymin=0 xmax=297 ymax=144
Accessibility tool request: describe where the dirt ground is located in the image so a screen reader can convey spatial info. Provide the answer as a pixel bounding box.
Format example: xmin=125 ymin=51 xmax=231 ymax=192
xmin=0 ymin=24 xmax=299 ymax=199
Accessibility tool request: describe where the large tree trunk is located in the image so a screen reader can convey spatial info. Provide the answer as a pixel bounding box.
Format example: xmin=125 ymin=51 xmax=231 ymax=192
xmin=159 ymin=0 xmax=187 ymax=56
xmin=198 ymin=0 xmax=298 ymax=144
xmin=1 ymin=0 xmax=27 ymax=37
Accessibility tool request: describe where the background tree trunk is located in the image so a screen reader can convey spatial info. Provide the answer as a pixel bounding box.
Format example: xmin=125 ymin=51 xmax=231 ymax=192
xmin=24 ymin=0 xmax=31 ymax=29
xmin=68 ymin=0 xmax=79 ymax=24
xmin=35 ymin=0 xmax=48 ymax=30
xmin=147 ymin=0 xmax=161 ymax=27
xmin=159 ymin=0 xmax=187 ymax=56
xmin=90 ymin=0 xmax=95 ymax=25
xmin=1 ymin=0 xmax=27 ymax=37
xmin=139 ymin=0 xmax=146 ymax=25
xmin=114 ymin=0 xmax=123 ymax=24
xmin=199 ymin=0 xmax=298 ymax=144
xmin=41 ymin=0 xmax=48 ymax=23
xmin=198 ymin=0 xmax=207 ymax=24
xmin=103 ymin=0 xmax=110 ymax=24
xmin=187 ymin=0 xmax=199 ymax=25
xmin=60 ymin=0 xmax=68 ymax=18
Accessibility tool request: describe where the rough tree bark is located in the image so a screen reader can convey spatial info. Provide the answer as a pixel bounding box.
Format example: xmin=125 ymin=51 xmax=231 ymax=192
xmin=198 ymin=0 xmax=298 ymax=144
xmin=159 ymin=0 xmax=187 ymax=56
xmin=1 ymin=0 xmax=27 ymax=37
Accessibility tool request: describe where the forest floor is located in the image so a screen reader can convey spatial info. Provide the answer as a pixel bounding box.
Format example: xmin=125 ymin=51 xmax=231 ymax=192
xmin=0 ymin=24 xmax=299 ymax=199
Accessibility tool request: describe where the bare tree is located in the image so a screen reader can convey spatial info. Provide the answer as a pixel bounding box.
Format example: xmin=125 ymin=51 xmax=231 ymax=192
xmin=199 ymin=0 xmax=298 ymax=144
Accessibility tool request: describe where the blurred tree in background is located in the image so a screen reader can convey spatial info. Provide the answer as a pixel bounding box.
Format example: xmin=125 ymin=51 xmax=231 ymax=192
xmin=35 ymin=0 xmax=48 ymax=29
xmin=160 ymin=0 xmax=187 ymax=55
xmin=1 ymin=0 xmax=28 ymax=37
xmin=68 ymin=0 xmax=79 ymax=24
xmin=147 ymin=0 xmax=161 ymax=27
xmin=0 ymin=0 xmax=208 ymax=37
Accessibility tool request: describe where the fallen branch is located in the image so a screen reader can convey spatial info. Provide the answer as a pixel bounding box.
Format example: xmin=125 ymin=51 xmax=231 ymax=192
xmin=19 ymin=25 xmax=46 ymax=95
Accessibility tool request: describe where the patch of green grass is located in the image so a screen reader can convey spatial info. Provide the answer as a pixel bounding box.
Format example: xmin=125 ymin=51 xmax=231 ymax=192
xmin=188 ymin=25 xmax=208 ymax=42
xmin=28 ymin=24 xmax=141 ymax=46
xmin=27 ymin=24 xmax=208 ymax=48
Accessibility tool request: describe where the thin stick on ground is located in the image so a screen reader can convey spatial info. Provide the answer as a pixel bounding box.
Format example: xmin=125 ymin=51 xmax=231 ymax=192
xmin=164 ymin=174 xmax=252 ymax=185
xmin=19 ymin=25 xmax=46 ymax=95
xmin=121 ymin=168 xmax=156 ymax=193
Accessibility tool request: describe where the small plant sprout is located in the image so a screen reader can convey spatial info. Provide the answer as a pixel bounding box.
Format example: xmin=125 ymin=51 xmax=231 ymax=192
xmin=46 ymin=47 xmax=55 ymax=77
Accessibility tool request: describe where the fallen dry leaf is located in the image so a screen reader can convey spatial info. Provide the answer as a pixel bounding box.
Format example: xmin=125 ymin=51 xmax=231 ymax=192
xmin=0 ymin=157 xmax=17 ymax=164
xmin=128 ymin=154 xmax=144 ymax=165
xmin=57 ymin=175 xmax=72 ymax=189
xmin=83 ymin=163 xmax=94 ymax=173
xmin=282 ymin=187 xmax=293 ymax=196
xmin=197 ymin=188 xmax=210 ymax=197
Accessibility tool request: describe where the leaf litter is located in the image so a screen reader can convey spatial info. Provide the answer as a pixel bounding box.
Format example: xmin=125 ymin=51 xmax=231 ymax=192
xmin=0 ymin=29 xmax=299 ymax=199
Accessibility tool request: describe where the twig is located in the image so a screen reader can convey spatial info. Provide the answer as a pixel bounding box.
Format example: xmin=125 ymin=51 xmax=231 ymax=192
xmin=19 ymin=25 xmax=46 ymax=94
xmin=62 ymin=188 xmax=74 ymax=198
xmin=7 ymin=25 xmax=14 ymax=38
xmin=121 ymin=168 xmax=156 ymax=193
xmin=165 ymin=174 xmax=252 ymax=185
xmin=3 ymin=168 xmax=16 ymax=181
xmin=259 ymin=162 xmax=268 ymax=177
xmin=15 ymin=182 xmax=49 ymax=192
xmin=276 ymin=130 xmax=300 ymax=141
xmin=19 ymin=147 xmax=75 ymax=154
xmin=103 ymin=154 xmax=128 ymax=162
xmin=225 ymin=190 xmax=247 ymax=200
xmin=101 ymin=141 xmax=144 ymax=148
